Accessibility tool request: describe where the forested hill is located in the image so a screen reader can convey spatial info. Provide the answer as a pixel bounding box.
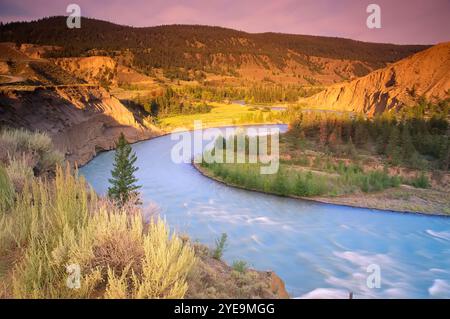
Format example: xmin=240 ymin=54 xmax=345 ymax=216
xmin=0 ymin=16 xmax=429 ymax=72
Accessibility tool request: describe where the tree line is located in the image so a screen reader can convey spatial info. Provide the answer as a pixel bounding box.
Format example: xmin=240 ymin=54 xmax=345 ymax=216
xmin=132 ymin=87 xmax=212 ymax=117
xmin=181 ymin=84 xmax=322 ymax=104
xmin=288 ymin=102 xmax=449 ymax=170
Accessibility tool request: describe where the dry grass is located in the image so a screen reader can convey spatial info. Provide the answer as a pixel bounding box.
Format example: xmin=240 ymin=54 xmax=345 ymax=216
xmin=159 ymin=102 xmax=282 ymax=131
xmin=185 ymin=243 xmax=285 ymax=299
xmin=0 ymin=166 xmax=15 ymax=213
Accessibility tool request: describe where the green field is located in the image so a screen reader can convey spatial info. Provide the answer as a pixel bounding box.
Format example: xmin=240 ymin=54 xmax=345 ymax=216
xmin=159 ymin=102 xmax=284 ymax=131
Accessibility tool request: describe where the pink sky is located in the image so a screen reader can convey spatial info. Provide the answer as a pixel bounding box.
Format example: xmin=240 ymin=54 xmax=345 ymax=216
xmin=0 ymin=0 xmax=449 ymax=44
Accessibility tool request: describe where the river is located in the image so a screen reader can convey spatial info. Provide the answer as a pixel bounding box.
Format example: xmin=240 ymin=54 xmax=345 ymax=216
xmin=80 ymin=124 xmax=450 ymax=298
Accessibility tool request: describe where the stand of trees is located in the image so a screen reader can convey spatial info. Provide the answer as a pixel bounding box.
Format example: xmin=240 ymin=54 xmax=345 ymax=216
xmin=181 ymin=84 xmax=322 ymax=104
xmin=132 ymin=87 xmax=213 ymax=117
xmin=289 ymin=102 xmax=449 ymax=170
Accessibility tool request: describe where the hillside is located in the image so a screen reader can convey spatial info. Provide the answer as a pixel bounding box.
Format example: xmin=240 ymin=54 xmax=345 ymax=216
xmin=52 ymin=56 xmax=118 ymax=87
xmin=0 ymin=42 xmax=84 ymax=85
xmin=0 ymin=16 xmax=429 ymax=86
xmin=304 ymin=42 xmax=450 ymax=116
xmin=0 ymin=85 xmax=160 ymax=164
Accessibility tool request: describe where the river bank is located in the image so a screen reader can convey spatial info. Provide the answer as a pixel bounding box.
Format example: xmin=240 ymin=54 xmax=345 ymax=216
xmin=193 ymin=162 xmax=450 ymax=217
xmin=80 ymin=125 xmax=450 ymax=298
xmin=76 ymin=118 xmax=450 ymax=217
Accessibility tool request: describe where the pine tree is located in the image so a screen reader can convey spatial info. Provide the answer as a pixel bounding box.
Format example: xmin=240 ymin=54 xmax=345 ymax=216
xmin=438 ymin=138 xmax=450 ymax=170
xmin=108 ymin=133 xmax=141 ymax=205
xmin=400 ymin=125 xmax=417 ymax=162
xmin=386 ymin=126 xmax=401 ymax=165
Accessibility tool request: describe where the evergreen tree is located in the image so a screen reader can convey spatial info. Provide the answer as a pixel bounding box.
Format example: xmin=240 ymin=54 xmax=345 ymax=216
xmin=400 ymin=125 xmax=417 ymax=162
xmin=150 ymin=100 xmax=159 ymax=116
xmin=386 ymin=126 xmax=402 ymax=165
xmin=438 ymin=138 xmax=450 ymax=170
xmin=108 ymin=133 xmax=141 ymax=205
xmin=354 ymin=117 xmax=369 ymax=147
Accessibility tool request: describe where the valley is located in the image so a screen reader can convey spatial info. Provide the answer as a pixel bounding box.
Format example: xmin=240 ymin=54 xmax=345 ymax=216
xmin=0 ymin=15 xmax=449 ymax=300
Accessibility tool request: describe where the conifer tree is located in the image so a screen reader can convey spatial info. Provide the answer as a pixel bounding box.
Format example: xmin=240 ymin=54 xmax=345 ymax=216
xmin=386 ymin=126 xmax=401 ymax=165
xmin=108 ymin=133 xmax=141 ymax=205
xmin=401 ymin=125 xmax=417 ymax=162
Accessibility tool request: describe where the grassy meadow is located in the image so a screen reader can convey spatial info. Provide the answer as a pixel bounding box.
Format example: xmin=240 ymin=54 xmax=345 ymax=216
xmin=159 ymin=102 xmax=286 ymax=131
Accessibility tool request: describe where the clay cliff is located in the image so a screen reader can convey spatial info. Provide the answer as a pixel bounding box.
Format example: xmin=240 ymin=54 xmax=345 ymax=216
xmin=53 ymin=56 xmax=118 ymax=87
xmin=304 ymin=42 xmax=450 ymax=116
xmin=0 ymin=85 xmax=161 ymax=165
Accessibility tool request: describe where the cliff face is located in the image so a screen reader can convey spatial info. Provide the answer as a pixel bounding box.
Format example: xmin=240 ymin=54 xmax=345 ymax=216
xmin=53 ymin=56 xmax=118 ymax=87
xmin=305 ymin=42 xmax=450 ymax=116
xmin=0 ymin=85 xmax=161 ymax=165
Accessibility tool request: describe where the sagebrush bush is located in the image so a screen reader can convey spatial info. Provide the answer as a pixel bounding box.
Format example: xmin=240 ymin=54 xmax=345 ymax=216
xmin=5 ymin=154 xmax=34 ymax=193
xmin=0 ymin=128 xmax=63 ymax=175
xmin=1 ymin=165 xmax=195 ymax=298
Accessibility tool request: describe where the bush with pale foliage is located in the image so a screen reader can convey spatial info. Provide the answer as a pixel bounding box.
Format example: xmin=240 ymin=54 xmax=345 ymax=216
xmin=0 ymin=165 xmax=195 ymax=299
xmin=0 ymin=128 xmax=63 ymax=176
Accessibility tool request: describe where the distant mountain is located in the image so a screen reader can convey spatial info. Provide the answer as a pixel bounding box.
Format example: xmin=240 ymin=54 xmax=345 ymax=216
xmin=304 ymin=42 xmax=450 ymax=116
xmin=0 ymin=16 xmax=430 ymax=85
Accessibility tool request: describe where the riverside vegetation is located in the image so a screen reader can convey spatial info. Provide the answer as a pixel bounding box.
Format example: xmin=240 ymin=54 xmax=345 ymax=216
xmin=0 ymin=128 xmax=288 ymax=299
xmin=199 ymin=101 xmax=450 ymax=214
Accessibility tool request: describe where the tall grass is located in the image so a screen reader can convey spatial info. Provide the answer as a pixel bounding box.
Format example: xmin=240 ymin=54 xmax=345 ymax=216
xmin=0 ymin=165 xmax=195 ymax=298
xmin=0 ymin=166 xmax=15 ymax=213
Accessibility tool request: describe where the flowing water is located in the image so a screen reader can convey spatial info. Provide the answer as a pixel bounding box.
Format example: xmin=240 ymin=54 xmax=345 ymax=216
xmin=80 ymin=125 xmax=450 ymax=298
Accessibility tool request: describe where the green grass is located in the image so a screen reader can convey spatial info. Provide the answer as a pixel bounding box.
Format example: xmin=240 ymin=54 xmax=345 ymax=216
xmin=159 ymin=102 xmax=284 ymax=131
xmin=201 ymin=160 xmax=401 ymax=198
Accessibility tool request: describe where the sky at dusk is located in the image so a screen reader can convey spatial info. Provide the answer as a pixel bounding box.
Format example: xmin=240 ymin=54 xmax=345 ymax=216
xmin=0 ymin=0 xmax=449 ymax=44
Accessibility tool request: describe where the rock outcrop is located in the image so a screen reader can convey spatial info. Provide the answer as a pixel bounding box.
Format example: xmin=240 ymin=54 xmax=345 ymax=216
xmin=304 ymin=42 xmax=450 ymax=116
xmin=0 ymin=85 xmax=161 ymax=165
xmin=53 ymin=56 xmax=118 ymax=87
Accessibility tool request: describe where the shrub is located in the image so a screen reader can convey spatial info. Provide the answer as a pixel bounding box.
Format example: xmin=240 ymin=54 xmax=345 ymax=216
xmin=293 ymin=171 xmax=329 ymax=196
xmin=411 ymin=172 xmax=430 ymax=189
xmin=271 ymin=171 xmax=289 ymax=195
xmin=1 ymin=165 xmax=195 ymax=298
xmin=0 ymin=128 xmax=63 ymax=175
xmin=232 ymin=260 xmax=248 ymax=273
xmin=212 ymin=233 xmax=228 ymax=260
xmin=5 ymin=154 xmax=34 ymax=193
